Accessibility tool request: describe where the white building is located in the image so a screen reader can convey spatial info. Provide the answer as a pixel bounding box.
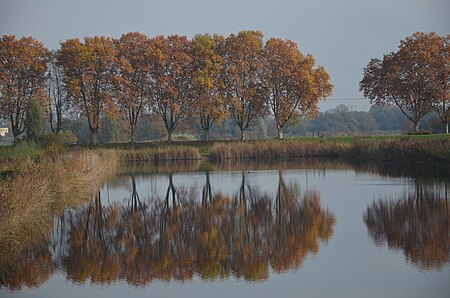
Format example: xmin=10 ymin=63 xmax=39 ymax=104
xmin=0 ymin=126 xmax=8 ymax=137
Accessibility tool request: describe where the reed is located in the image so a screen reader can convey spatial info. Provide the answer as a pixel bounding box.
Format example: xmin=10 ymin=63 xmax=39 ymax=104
xmin=116 ymin=146 xmax=201 ymax=162
xmin=0 ymin=149 xmax=117 ymax=266
xmin=210 ymin=140 xmax=352 ymax=161
xmin=353 ymin=137 xmax=450 ymax=165
xmin=0 ymin=169 xmax=53 ymax=260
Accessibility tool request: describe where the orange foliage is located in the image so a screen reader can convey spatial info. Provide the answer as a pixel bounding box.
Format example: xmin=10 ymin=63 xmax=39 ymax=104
xmin=191 ymin=34 xmax=227 ymax=140
xmin=0 ymin=35 xmax=49 ymax=141
xmin=222 ymin=31 xmax=268 ymax=140
xmin=114 ymin=32 xmax=152 ymax=143
xmin=360 ymin=32 xmax=448 ymax=132
xmin=58 ymin=36 xmax=117 ymax=144
xmin=260 ymin=38 xmax=332 ymax=139
xmin=147 ymin=35 xmax=193 ymax=141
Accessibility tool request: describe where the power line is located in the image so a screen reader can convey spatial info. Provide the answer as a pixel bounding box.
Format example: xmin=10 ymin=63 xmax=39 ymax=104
xmin=325 ymin=98 xmax=367 ymax=100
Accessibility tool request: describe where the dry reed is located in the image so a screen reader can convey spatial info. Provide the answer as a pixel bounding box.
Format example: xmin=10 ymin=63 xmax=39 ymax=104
xmin=116 ymin=146 xmax=201 ymax=162
xmin=210 ymin=140 xmax=351 ymax=161
xmin=353 ymin=137 xmax=450 ymax=165
xmin=0 ymin=149 xmax=117 ymax=267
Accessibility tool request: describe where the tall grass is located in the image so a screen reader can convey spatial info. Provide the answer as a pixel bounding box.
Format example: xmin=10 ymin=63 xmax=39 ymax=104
xmin=210 ymin=140 xmax=352 ymax=161
xmin=0 ymin=149 xmax=116 ymax=267
xmin=116 ymin=146 xmax=201 ymax=162
xmin=353 ymin=137 xmax=450 ymax=165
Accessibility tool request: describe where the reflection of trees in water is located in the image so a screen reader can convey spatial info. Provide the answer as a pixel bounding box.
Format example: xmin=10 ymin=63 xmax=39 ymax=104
xmin=364 ymin=181 xmax=450 ymax=270
xmin=65 ymin=170 xmax=335 ymax=284
xmin=1 ymin=171 xmax=335 ymax=288
xmin=0 ymin=241 xmax=54 ymax=290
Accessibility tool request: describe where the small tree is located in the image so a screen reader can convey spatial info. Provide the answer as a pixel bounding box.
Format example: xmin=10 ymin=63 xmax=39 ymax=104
xmin=25 ymin=98 xmax=47 ymax=142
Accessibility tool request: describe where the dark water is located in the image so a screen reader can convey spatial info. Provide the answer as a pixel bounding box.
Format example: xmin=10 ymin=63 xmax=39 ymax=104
xmin=1 ymin=159 xmax=449 ymax=298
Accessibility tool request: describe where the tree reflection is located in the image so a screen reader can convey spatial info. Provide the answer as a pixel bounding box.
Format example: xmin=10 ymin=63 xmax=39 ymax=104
xmin=60 ymin=171 xmax=334 ymax=285
xmin=1 ymin=171 xmax=335 ymax=288
xmin=364 ymin=181 xmax=450 ymax=270
xmin=0 ymin=241 xmax=53 ymax=290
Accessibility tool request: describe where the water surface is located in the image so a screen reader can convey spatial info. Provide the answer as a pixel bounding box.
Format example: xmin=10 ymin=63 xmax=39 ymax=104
xmin=1 ymin=159 xmax=449 ymax=298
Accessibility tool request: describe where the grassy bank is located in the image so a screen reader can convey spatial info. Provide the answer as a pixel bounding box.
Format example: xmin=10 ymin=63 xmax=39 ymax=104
xmin=0 ymin=149 xmax=116 ymax=267
xmin=2 ymin=134 xmax=449 ymax=169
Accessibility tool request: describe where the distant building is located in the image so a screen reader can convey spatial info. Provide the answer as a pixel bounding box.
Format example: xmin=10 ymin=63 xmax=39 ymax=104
xmin=0 ymin=126 xmax=8 ymax=137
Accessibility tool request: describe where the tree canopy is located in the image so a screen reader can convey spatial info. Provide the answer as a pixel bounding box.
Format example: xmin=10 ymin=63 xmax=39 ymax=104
xmin=58 ymin=36 xmax=118 ymax=145
xmin=0 ymin=35 xmax=49 ymax=142
xmin=259 ymin=38 xmax=332 ymax=139
xmin=360 ymin=32 xmax=449 ymax=132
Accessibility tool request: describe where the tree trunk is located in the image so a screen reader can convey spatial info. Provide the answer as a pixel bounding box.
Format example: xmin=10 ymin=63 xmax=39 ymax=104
xmin=130 ymin=125 xmax=136 ymax=144
xmin=444 ymin=119 xmax=449 ymax=134
xmin=413 ymin=120 xmax=420 ymax=132
xmin=240 ymin=128 xmax=245 ymax=141
xmin=167 ymin=131 xmax=172 ymax=142
xmin=11 ymin=121 xmax=21 ymax=144
xmin=92 ymin=131 xmax=99 ymax=146
xmin=277 ymin=125 xmax=283 ymax=139
xmin=204 ymin=129 xmax=209 ymax=142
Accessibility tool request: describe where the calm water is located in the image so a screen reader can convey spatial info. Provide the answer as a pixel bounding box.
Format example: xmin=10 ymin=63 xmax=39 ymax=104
xmin=1 ymin=159 xmax=449 ymax=298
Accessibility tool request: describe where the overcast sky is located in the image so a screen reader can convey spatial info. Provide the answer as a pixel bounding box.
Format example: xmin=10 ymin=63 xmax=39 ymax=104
xmin=1 ymin=0 xmax=448 ymax=111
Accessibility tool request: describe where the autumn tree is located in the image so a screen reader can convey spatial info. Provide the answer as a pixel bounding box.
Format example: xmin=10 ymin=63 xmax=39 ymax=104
xmin=0 ymin=35 xmax=49 ymax=142
xmin=430 ymin=34 xmax=449 ymax=133
xmin=114 ymin=32 xmax=152 ymax=143
xmin=222 ymin=31 xmax=268 ymax=140
xmin=190 ymin=34 xmax=227 ymax=141
xmin=147 ymin=35 xmax=193 ymax=142
xmin=360 ymin=32 xmax=447 ymax=132
xmin=58 ymin=36 xmax=117 ymax=145
xmin=47 ymin=50 xmax=66 ymax=135
xmin=259 ymin=38 xmax=332 ymax=139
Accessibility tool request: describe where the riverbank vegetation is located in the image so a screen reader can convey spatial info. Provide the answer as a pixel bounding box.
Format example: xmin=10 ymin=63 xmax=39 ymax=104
xmin=0 ymin=149 xmax=116 ymax=268
xmin=210 ymin=139 xmax=351 ymax=160
xmin=1 ymin=134 xmax=449 ymax=173
xmin=353 ymin=136 xmax=450 ymax=165
xmin=116 ymin=146 xmax=200 ymax=162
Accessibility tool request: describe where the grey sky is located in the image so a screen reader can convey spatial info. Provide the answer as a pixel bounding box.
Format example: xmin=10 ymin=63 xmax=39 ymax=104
xmin=1 ymin=0 xmax=449 ymax=111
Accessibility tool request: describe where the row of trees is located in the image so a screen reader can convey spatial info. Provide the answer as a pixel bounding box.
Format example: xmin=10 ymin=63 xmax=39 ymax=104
xmin=57 ymin=103 xmax=441 ymax=144
xmin=360 ymin=32 xmax=449 ymax=133
xmin=0 ymin=31 xmax=332 ymax=144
